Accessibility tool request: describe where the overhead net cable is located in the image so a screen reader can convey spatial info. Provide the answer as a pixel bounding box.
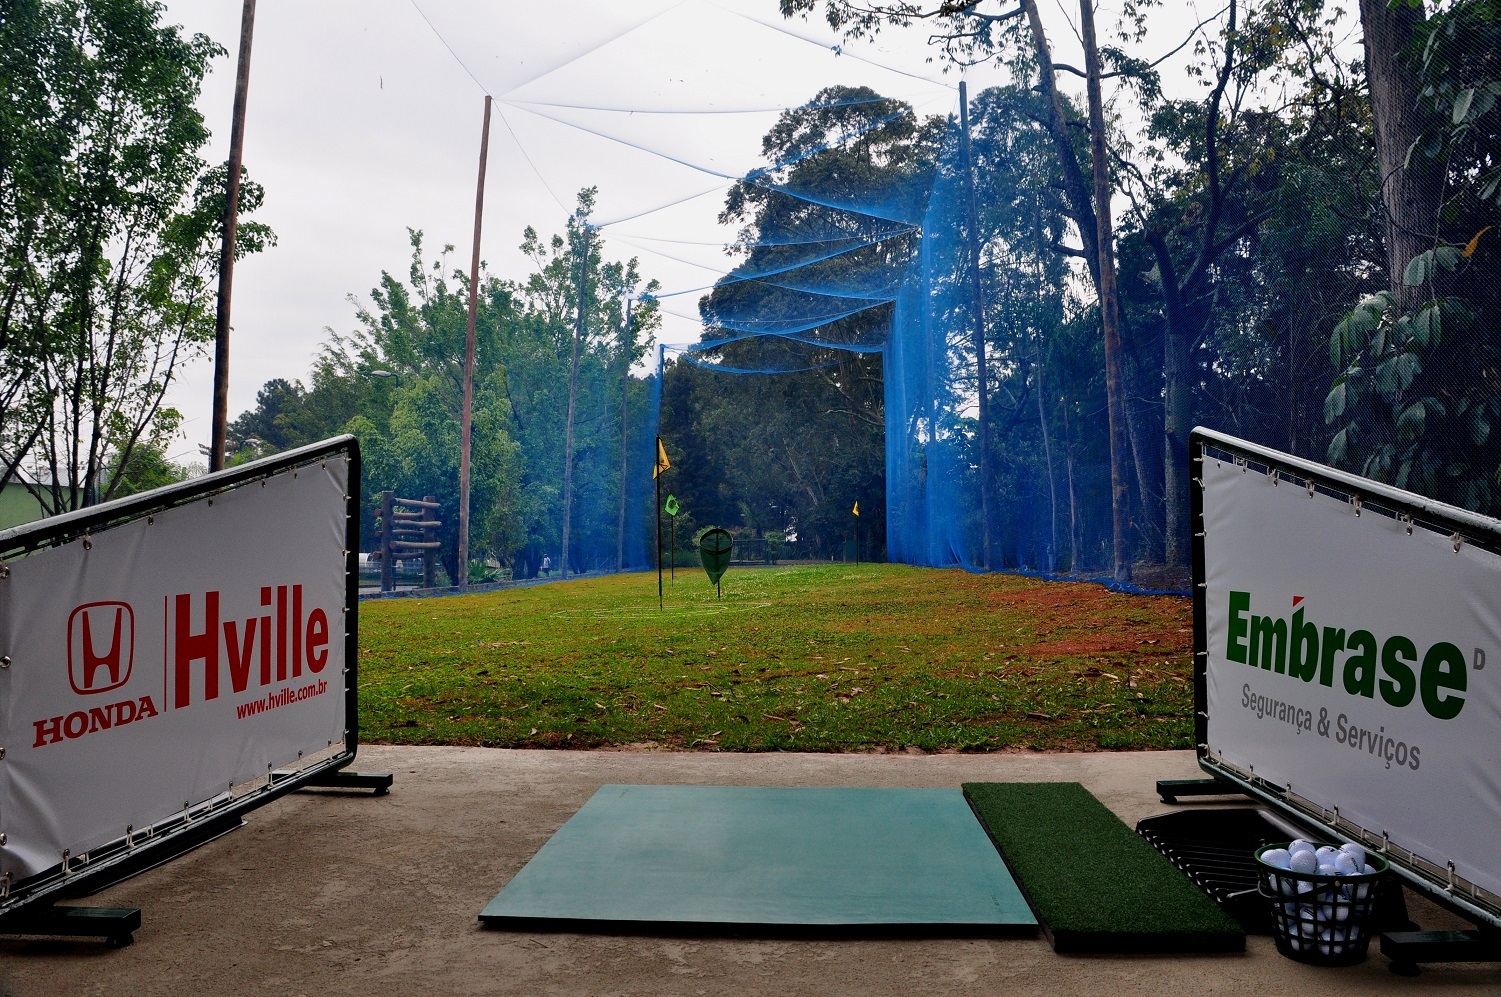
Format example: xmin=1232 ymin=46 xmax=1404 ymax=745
xmin=663 ymin=346 xmax=845 ymax=375
xmin=608 ymin=221 xmax=916 ymax=248
xmin=495 ymin=105 xmax=574 ymax=217
xmin=406 ymin=0 xmax=491 ymax=95
xmin=500 ymin=92 xmax=920 ymax=115
xmin=706 ymin=0 xmax=959 ymax=91
xmin=408 ymin=0 xmax=690 ymax=100
xmin=509 ymin=99 xmax=910 ymax=186
xmin=623 ymin=231 xmax=910 ymax=296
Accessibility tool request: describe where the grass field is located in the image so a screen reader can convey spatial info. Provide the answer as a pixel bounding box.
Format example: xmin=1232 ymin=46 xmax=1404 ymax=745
xmin=357 ymin=563 xmax=1195 ymax=752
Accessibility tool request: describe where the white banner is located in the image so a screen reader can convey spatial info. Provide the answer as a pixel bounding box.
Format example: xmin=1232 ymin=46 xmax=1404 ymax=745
xmin=0 ymin=458 xmax=349 ymax=880
xmin=1202 ymin=454 xmax=1501 ymax=901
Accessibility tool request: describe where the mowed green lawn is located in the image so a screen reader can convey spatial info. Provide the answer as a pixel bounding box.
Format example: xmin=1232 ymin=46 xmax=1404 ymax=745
xmin=357 ymin=563 xmax=1195 ymax=751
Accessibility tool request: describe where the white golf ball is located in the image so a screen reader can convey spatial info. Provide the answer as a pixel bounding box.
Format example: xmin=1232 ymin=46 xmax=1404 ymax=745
xmin=1335 ymin=852 xmax=1360 ymax=876
xmin=1289 ymin=839 xmax=1315 ymax=855
xmin=1318 ymin=862 xmax=1341 ymax=876
xmin=1315 ymin=845 xmax=1342 ymax=864
xmin=1262 ymin=848 xmax=1292 ymax=870
xmin=1340 ymin=843 xmax=1367 ymax=867
xmin=1290 ymin=849 xmax=1319 ymax=874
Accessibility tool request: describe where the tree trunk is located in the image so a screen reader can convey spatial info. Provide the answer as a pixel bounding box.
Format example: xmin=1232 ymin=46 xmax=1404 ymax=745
xmin=1021 ymin=0 xmax=1131 ymax=580
xmin=1359 ymin=0 xmax=1442 ymax=309
xmin=1021 ymin=0 xmax=1100 ymax=286
xmin=561 ymin=224 xmax=590 ymax=579
xmin=617 ymin=302 xmax=633 ymax=571
xmin=1148 ymin=230 xmax=1195 ymax=567
xmin=1080 ymin=0 xmax=1132 ymax=582
xmin=1123 ymin=349 xmax=1163 ymax=563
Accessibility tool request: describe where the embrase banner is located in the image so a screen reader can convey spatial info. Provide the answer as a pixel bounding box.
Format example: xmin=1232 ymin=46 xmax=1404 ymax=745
xmin=0 ymin=458 xmax=349 ymax=880
xmin=1202 ymin=453 xmax=1501 ymax=902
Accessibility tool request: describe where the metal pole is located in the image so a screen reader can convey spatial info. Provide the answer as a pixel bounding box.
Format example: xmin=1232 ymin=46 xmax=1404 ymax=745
xmin=562 ymin=225 xmax=590 ymax=580
xmin=210 ymin=0 xmax=257 ymax=473
xmin=459 ymin=95 xmax=492 ymax=592
xmin=959 ymin=80 xmax=992 ymax=569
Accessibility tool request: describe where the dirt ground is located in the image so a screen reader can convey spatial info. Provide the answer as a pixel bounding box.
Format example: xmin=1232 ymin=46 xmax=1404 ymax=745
xmin=2 ymin=746 xmax=1496 ymax=996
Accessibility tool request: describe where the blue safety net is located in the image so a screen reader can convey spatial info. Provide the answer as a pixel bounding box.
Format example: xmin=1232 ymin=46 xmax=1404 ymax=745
xmin=652 ymin=82 xmax=1127 ymax=582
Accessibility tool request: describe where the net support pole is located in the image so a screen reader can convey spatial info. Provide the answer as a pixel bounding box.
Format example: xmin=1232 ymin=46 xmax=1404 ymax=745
xmin=959 ymin=80 xmax=992 ymax=570
xmin=459 ymin=94 xmax=491 ymax=593
xmin=562 ymin=224 xmax=591 ymax=580
xmin=210 ymin=0 xmax=256 ymax=473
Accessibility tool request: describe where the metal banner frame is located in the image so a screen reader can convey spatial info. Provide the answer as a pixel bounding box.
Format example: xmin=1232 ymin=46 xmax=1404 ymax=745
xmin=0 ymin=436 xmax=372 ymax=928
xmin=1190 ymin=427 xmax=1501 ymax=931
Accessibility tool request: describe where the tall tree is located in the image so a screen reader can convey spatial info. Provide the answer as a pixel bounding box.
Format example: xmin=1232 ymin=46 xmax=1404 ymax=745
xmin=1326 ymin=0 xmax=1501 ymax=512
xmin=1359 ymin=0 xmax=1443 ymax=310
xmin=0 ymin=0 xmax=271 ymax=511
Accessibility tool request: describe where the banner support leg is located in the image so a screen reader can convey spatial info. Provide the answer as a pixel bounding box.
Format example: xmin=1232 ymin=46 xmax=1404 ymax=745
xmin=0 ymin=903 xmax=141 ymax=947
xmin=299 ymin=770 xmax=393 ymax=795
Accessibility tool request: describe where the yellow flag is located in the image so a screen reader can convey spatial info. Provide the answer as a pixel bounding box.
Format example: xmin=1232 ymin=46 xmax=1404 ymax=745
xmin=852 ymin=500 xmax=859 ymax=517
xmin=654 ymin=437 xmax=671 ymax=478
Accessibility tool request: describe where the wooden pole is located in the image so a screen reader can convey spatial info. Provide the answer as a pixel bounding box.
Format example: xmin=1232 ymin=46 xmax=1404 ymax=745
xmin=422 ymin=494 xmax=438 ymax=588
xmin=210 ymin=0 xmax=256 ymax=473
xmin=459 ymin=95 xmax=492 ymax=592
xmin=959 ymin=81 xmax=992 ymax=570
xmin=562 ymin=224 xmax=590 ymax=580
xmin=379 ymin=490 xmax=394 ymax=593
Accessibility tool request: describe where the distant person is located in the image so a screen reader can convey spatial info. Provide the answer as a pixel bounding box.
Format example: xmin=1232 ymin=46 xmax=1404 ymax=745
xmin=541 ymin=555 xmax=552 ymax=577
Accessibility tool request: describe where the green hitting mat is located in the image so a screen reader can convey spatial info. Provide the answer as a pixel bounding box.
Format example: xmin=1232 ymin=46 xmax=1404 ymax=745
xmin=962 ymin=782 xmax=1245 ymax=953
xmin=480 ymin=785 xmax=1037 ymax=934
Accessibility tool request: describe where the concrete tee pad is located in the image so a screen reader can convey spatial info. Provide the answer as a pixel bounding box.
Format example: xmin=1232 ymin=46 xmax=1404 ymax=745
xmin=2 ymin=746 xmax=1497 ymax=996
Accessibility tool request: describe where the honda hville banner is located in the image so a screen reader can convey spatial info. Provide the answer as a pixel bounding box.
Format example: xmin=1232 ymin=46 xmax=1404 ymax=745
xmin=0 ymin=457 xmax=349 ymax=881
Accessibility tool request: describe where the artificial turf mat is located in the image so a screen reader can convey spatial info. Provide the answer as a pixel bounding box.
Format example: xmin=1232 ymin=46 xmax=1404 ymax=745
xmin=480 ymin=785 xmax=1037 ymax=935
xmin=962 ymin=782 xmax=1245 ymax=954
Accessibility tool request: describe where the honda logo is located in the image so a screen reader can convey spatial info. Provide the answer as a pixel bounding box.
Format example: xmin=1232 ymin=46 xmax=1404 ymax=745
xmin=67 ymin=602 xmax=135 ymax=694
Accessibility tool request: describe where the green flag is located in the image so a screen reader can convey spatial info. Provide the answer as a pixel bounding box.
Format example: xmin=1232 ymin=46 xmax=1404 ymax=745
xmin=664 ymin=494 xmax=680 ymax=516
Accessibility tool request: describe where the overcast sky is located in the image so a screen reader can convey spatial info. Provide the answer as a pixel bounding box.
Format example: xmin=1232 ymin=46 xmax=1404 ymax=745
xmin=157 ymin=0 xmax=1348 ymax=464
